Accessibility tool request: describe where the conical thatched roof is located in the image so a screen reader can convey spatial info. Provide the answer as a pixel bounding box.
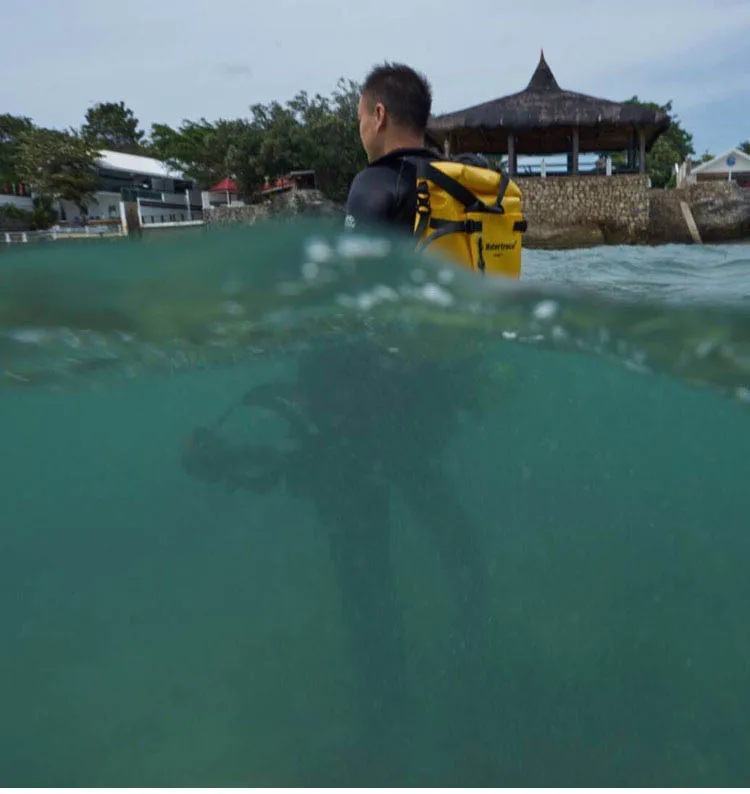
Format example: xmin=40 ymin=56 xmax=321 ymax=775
xmin=428 ymin=52 xmax=670 ymax=155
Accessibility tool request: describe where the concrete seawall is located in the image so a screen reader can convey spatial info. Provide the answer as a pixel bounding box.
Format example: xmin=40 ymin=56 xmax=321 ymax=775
xmin=516 ymin=176 xmax=749 ymax=249
xmin=205 ymin=178 xmax=749 ymax=249
xmin=205 ymin=189 xmax=343 ymax=228
xmin=515 ymin=175 xmax=650 ymax=248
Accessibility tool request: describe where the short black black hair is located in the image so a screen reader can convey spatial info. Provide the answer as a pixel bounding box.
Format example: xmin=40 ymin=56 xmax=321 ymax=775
xmin=361 ymin=62 xmax=432 ymax=134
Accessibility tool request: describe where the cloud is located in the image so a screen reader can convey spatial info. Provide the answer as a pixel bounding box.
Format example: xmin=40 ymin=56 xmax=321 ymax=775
xmin=0 ymin=0 xmax=747 ymax=154
xmin=217 ymin=64 xmax=254 ymax=79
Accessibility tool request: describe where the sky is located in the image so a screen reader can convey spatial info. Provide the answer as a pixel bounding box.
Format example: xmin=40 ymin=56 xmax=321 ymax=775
xmin=1 ymin=0 xmax=749 ymax=157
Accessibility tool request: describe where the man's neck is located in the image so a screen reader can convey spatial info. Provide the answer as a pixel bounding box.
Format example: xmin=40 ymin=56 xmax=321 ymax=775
xmin=380 ymin=133 xmax=426 ymax=157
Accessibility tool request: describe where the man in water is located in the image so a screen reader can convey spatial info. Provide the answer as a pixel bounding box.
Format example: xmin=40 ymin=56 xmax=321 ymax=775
xmin=295 ymin=63 xmax=496 ymax=778
xmin=344 ymin=61 xmax=490 ymax=235
xmin=183 ymin=63 xmax=496 ymax=782
xmin=344 ymin=62 xmax=439 ymax=234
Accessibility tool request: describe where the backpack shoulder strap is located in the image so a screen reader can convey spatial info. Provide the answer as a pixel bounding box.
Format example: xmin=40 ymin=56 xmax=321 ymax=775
xmin=495 ymin=170 xmax=510 ymax=208
xmin=415 ymin=160 xmax=486 ymax=212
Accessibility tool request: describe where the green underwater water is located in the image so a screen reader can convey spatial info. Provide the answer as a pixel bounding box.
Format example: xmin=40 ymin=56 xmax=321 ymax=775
xmin=1 ymin=223 xmax=749 ymax=786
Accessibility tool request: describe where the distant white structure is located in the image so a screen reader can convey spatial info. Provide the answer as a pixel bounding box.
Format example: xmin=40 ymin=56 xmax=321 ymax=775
xmin=0 ymin=193 xmax=34 ymax=211
xmin=2 ymin=149 xmax=207 ymax=240
xmin=677 ymin=147 xmax=750 ymax=188
xmin=55 ymin=149 xmax=203 ymax=227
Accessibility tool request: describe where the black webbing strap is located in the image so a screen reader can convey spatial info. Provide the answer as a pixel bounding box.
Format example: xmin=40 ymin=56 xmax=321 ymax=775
xmin=416 ymin=161 xmax=486 ymax=212
xmin=414 ymin=179 xmax=431 ymax=239
xmin=416 ymin=218 xmax=483 ymax=253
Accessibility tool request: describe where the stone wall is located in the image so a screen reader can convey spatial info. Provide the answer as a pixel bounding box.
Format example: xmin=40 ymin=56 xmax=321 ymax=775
xmin=648 ymin=183 xmax=750 ymax=244
xmin=202 ymin=178 xmax=748 ymax=249
xmin=514 ymin=176 xmax=748 ymax=247
xmin=204 ymin=188 xmax=343 ymax=228
xmin=647 ymin=189 xmax=694 ymax=245
xmin=516 ymin=174 xmax=650 ymax=248
xmin=687 ymin=182 xmax=750 ymax=242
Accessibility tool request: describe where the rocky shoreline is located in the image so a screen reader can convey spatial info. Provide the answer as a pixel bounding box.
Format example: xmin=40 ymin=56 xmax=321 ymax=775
xmin=203 ymin=179 xmax=750 ymax=249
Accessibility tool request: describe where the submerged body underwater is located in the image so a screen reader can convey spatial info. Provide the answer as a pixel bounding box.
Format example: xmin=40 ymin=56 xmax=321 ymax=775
xmin=1 ymin=222 xmax=750 ymax=785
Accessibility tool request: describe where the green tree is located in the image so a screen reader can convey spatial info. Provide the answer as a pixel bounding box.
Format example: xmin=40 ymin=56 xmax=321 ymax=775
xmin=286 ymin=78 xmax=367 ymax=203
xmin=31 ymin=194 xmax=58 ymax=229
xmin=149 ymin=117 xmax=262 ymax=191
xmin=739 ymin=140 xmax=750 ymax=155
xmin=15 ymin=127 xmax=99 ymax=216
xmin=0 ymin=113 xmax=35 ymax=186
xmin=624 ymin=97 xmax=695 ymax=188
xmin=243 ymin=78 xmax=366 ymax=202
xmin=81 ymin=101 xmax=146 ymax=154
xmin=147 ymin=78 xmax=366 ymax=202
xmin=204 ymin=118 xmax=264 ymax=194
xmin=148 ymin=121 xmax=193 ymax=168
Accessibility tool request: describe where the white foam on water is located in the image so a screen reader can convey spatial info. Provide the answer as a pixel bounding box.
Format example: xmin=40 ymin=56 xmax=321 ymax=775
xmin=418 ymin=283 xmax=454 ymax=308
xmin=304 ymin=239 xmax=334 ymax=263
xmin=532 ymin=300 xmax=559 ymax=321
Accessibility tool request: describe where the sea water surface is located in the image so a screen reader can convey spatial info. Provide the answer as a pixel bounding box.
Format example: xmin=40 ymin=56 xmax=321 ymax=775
xmin=1 ymin=222 xmax=749 ymax=786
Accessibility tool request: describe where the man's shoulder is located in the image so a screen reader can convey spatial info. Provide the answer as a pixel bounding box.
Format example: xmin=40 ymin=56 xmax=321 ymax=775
xmin=351 ymin=147 xmax=441 ymax=182
xmin=344 ymin=163 xmax=401 ymax=228
xmin=344 ymin=148 xmax=444 ymax=231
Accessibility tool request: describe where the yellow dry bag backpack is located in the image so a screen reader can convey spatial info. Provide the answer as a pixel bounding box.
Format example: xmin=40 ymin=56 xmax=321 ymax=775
xmin=411 ymin=157 xmax=527 ymax=279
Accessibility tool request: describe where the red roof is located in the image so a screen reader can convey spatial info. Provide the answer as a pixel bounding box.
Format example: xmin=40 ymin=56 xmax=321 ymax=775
xmin=209 ymin=177 xmax=239 ymax=192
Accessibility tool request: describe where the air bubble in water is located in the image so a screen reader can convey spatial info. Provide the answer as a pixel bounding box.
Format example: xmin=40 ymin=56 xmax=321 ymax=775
xmin=304 ymin=239 xmax=334 ymax=263
xmin=301 ymin=261 xmax=320 ymax=281
xmin=420 ymin=283 xmax=454 ymax=307
xmin=532 ymin=300 xmax=559 ymax=321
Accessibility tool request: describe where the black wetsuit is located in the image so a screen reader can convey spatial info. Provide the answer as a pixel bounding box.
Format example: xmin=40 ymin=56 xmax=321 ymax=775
xmin=344 ymin=146 xmax=441 ymax=234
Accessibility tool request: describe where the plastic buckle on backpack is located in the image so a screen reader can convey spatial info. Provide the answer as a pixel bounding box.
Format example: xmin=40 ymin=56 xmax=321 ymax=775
xmin=416 ymin=182 xmax=430 ymax=213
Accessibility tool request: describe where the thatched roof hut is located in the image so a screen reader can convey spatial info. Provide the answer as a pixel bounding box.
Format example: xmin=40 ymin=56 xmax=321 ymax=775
xmin=427 ymin=52 xmax=670 ymax=175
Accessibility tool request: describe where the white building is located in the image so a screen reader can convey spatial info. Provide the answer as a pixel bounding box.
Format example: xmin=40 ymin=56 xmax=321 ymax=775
xmin=56 ymin=149 xmax=203 ymax=225
xmin=678 ymin=147 xmax=750 ymax=189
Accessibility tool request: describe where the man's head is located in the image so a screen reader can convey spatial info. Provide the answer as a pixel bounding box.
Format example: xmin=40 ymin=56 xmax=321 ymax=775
xmin=358 ymin=62 xmax=432 ymax=163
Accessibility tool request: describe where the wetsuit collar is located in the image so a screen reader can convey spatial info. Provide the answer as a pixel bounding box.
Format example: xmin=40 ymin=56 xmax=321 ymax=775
xmin=368 ymin=146 xmax=443 ymax=167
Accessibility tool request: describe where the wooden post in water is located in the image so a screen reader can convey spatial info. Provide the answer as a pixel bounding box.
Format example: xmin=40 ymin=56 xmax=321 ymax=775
xmin=680 ymin=201 xmax=702 ymax=244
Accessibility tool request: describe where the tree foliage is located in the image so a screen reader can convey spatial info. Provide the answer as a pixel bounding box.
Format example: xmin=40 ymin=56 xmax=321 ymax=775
xmin=624 ymin=97 xmax=695 ymax=188
xmin=148 ymin=78 xmax=366 ymax=202
xmin=7 ymin=75 xmax=719 ymax=223
xmin=0 ymin=113 xmax=34 ymax=186
xmin=15 ymin=127 xmax=99 ymax=214
xmin=150 ymin=117 xmax=263 ymax=193
xmin=739 ymin=140 xmax=750 ymax=156
xmin=82 ymin=101 xmax=147 ymax=154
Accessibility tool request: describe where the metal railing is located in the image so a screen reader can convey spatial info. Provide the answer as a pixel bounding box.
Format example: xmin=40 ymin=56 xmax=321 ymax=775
xmin=2 ymin=224 xmax=126 ymax=244
xmin=512 ymin=166 xmax=641 ymax=178
xmin=121 ymin=188 xmax=163 ymax=202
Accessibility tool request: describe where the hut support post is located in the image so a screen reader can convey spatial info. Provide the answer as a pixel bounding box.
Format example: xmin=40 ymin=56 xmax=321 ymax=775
xmin=572 ymin=127 xmax=580 ymax=175
xmin=507 ymin=133 xmax=516 ymax=176
xmin=638 ymin=128 xmax=647 ymax=175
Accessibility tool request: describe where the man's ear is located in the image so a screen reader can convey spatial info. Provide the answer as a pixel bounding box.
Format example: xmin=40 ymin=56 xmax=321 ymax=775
xmin=374 ymin=102 xmax=387 ymax=130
